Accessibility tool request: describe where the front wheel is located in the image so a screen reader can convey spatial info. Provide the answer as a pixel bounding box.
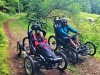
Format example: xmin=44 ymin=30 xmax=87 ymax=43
xmin=24 ymin=56 xmax=35 ymax=75
xmin=48 ymin=35 xmax=58 ymax=52
xmin=67 ymin=47 xmax=78 ymax=64
xmin=56 ymin=52 xmax=68 ymax=71
xmin=85 ymin=41 xmax=96 ymax=56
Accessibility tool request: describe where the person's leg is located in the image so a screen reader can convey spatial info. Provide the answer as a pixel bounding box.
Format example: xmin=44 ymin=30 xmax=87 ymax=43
xmin=40 ymin=46 xmax=56 ymax=58
xmin=69 ymin=38 xmax=77 ymax=48
xmin=63 ymin=37 xmax=76 ymax=48
xmin=74 ymin=36 xmax=79 ymax=45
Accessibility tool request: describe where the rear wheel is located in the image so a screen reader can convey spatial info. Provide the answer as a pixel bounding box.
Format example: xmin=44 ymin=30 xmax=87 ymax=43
xmin=67 ymin=47 xmax=78 ymax=64
xmin=56 ymin=52 xmax=68 ymax=71
xmin=48 ymin=35 xmax=58 ymax=52
xmin=24 ymin=56 xmax=35 ymax=75
xmin=17 ymin=41 xmax=22 ymax=57
xmin=23 ymin=37 xmax=30 ymax=55
xmin=85 ymin=41 xmax=96 ymax=56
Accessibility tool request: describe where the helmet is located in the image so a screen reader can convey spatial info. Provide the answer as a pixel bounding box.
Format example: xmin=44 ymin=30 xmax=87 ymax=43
xmin=61 ymin=18 xmax=68 ymax=23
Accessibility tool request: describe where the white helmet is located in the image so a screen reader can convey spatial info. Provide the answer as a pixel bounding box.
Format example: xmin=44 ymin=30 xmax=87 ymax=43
xmin=61 ymin=18 xmax=68 ymax=22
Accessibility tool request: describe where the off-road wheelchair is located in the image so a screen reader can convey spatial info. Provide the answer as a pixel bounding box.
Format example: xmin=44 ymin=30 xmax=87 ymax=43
xmin=48 ymin=16 xmax=96 ymax=64
xmin=17 ymin=19 xmax=68 ymax=75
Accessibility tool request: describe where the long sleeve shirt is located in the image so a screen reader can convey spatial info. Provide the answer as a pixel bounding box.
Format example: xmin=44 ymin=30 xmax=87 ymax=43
xmin=57 ymin=24 xmax=78 ymax=38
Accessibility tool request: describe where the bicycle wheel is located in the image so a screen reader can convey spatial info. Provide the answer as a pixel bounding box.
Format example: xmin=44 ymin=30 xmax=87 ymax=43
xmin=85 ymin=41 xmax=96 ymax=56
xmin=24 ymin=56 xmax=35 ymax=75
xmin=23 ymin=37 xmax=30 ymax=54
xmin=17 ymin=41 xmax=22 ymax=57
xmin=67 ymin=47 xmax=78 ymax=64
xmin=56 ymin=52 xmax=68 ymax=71
xmin=48 ymin=35 xmax=58 ymax=52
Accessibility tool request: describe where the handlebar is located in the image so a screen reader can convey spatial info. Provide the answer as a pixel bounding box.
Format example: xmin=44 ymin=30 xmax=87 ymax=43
xmin=72 ymin=33 xmax=80 ymax=37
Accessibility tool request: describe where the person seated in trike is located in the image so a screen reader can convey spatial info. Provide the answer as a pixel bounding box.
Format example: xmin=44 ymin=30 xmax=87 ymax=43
xmin=30 ymin=30 xmax=67 ymax=70
xmin=34 ymin=31 xmax=57 ymax=59
xmin=56 ymin=18 xmax=96 ymax=56
xmin=22 ymin=19 xmax=68 ymax=75
xmin=56 ymin=18 xmax=81 ymax=50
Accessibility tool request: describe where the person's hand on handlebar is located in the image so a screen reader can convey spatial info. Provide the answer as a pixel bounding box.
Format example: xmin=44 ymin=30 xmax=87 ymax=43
xmin=77 ymin=32 xmax=81 ymax=34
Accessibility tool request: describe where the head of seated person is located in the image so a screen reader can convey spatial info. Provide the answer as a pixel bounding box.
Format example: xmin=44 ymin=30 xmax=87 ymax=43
xmin=36 ymin=31 xmax=44 ymax=42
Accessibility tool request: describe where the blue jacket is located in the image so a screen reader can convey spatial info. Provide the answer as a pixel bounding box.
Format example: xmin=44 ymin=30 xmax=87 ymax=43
xmin=57 ymin=24 xmax=78 ymax=38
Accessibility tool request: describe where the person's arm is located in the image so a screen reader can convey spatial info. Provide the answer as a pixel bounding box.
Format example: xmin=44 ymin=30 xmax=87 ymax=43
xmin=57 ymin=25 xmax=68 ymax=36
xmin=68 ymin=25 xmax=78 ymax=33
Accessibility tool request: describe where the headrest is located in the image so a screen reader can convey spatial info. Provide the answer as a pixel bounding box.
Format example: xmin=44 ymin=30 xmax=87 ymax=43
xmin=31 ymin=24 xmax=41 ymax=30
xmin=31 ymin=24 xmax=46 ymax=36
xmin=54 ymin=20 xmax=62 ymax=24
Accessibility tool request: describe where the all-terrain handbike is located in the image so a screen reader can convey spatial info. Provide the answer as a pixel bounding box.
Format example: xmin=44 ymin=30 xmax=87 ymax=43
xmin=17 ymin=19 xmax=68 ymax=75
xmin=48 ymin=16 xmax=96 ymax=64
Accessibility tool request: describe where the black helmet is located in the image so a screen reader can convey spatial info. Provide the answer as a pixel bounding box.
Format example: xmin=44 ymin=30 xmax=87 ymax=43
xmin=61 ymin=18 xmax=68 ymax=23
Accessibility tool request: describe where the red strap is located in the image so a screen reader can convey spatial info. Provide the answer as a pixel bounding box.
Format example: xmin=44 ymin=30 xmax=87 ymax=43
xmin=33 ymin=34 xmax=48 ymax=48
xmin=33 ymin=34 xmax=39 ymax=48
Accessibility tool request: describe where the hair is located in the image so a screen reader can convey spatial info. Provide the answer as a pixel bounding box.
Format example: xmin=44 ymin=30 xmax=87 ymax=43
xmin=36 ymin=32 xmax=40 ymax=37
xmin=36 ymin=31 xmax=44 ymax=38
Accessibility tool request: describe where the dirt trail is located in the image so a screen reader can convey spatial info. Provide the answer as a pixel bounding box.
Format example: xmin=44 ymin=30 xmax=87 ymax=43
xmin=3 ymin=19 xmax=26 ymax=75
xmin=3 ymin=19 xmax=100 ymax=75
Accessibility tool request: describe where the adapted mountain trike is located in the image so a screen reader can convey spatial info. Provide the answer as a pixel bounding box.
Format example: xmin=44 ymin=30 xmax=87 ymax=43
xmin=48 ymin=16 xmax=96 ymax=64
xmin=17 ymin=19 xmax=68 ymax=75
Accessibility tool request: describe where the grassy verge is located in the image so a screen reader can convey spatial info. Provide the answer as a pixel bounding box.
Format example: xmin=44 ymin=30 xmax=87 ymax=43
xmin=0 ymin=26 xmax=9 ymax=75
xmin=0 ymin=13 xmax=10 ymax=75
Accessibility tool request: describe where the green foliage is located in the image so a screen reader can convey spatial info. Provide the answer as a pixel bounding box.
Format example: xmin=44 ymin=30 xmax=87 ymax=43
xmin=20 ymin=0 xmax=81 ymax=19
xmin=0 ymin=31 xmax=9 ymax=75
xmin=0 ymin=0 xmax=6 ymax=7
xmin=76 ymin=0 xmax=91 ymax=13
xmin=0 ymin=46 xmax=9 ymax=75
xmin=74 ymin=12 xmax=100 ymax=57
xmin=1 ymin=0 xmax=100 ymax=16
xmin=0 ymin=13 xmax=10 ymax=75
xmin=67 ymin=64 xmax=76 ymax=71
xmin=0 ymin=12 xmax=9 ymax=20
xmin=0 ymin=0 xmax=17 ymax=14
xmin=0 ymin=33 xmax=4 ymax=44
xmin=90 ymin=0 xmax=100 ymax=14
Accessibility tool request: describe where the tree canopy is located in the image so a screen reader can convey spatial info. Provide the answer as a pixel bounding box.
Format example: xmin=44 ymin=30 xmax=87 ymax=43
xmin=1 ymin=0 xmax=100 ymax=18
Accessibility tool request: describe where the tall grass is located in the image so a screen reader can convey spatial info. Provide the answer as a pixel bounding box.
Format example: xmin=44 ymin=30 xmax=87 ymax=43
xmin=0 ymin=12 xmax=10 ymax=75
xmin=77 ymin=12 xmax=100 ymax=58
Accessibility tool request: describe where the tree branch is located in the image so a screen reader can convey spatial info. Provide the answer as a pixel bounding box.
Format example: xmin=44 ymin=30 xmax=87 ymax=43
xmin=44 ymin=1 xmax=75 ymax=18
xmin=0 ymin=6 xmax=9 ymax=12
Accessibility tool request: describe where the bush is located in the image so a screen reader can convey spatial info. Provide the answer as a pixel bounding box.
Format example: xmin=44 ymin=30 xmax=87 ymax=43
xmin=0 ymin=13 xmax=9 ymax=75
xmin=0 ymin=12 xmax=9 ymax=21
xmin=0 ymin=33 xmax=4 ymax=44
